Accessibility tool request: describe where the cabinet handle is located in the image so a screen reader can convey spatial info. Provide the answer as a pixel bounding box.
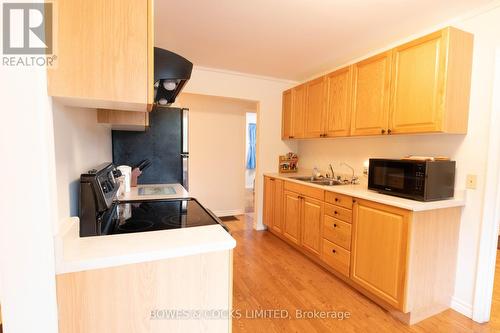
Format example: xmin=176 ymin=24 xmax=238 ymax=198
xmin=289 ymin=135 xmax=295 ymax=139
xmin=387 ymin=129 xmax=392 ymax=134
xmin=333 ymin=224 xmax=337 ymax=228
xmin=353 ymin=199 xmax=356 ymax=203
xmin=335 ymin=198 xmax=339 ymax=202
xmin=332 ymin=249 xmax=336 ymax=254
xmin=381 ymin=129 xmax=386 ymax=134
xmin=334 ymin=211 xmax=338 ymax=215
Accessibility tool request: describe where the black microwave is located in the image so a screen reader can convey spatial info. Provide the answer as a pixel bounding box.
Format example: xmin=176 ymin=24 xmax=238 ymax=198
xmin=368 ymin=159 xmax=456 ymax=201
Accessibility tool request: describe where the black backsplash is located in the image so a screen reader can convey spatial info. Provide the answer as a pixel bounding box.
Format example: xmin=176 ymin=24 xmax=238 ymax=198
xmin=112 ymin=107 xmax=183 ymax=184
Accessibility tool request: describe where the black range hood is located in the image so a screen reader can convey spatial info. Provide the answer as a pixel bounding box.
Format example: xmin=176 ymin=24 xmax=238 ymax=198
xmin=154 ymin=47 xmax=193 ymax=106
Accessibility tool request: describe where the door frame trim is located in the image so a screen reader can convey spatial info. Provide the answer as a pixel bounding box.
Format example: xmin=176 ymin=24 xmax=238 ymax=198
xmin=472 ymin=48 xmax=500 ymax=322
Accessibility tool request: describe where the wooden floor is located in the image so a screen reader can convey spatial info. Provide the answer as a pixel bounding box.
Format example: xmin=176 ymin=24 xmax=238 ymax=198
xmin=226 ymin=214 xmax=495 ymax=333
xmin=245 ymin=189 xmax=254 ymax=213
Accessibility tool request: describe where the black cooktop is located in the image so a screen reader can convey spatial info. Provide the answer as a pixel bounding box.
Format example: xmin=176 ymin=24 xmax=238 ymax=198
xmin=100 ymin=198 xmax=223 ymax=235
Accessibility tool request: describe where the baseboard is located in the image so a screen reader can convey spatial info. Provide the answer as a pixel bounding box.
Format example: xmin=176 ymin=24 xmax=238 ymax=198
xmin=213 ymin=209 xmax=245 ymax=217
xmin=451 ymin=296 xmax=473 ymax=318
xmin=254 ymin=224 xmax=267 ymax=231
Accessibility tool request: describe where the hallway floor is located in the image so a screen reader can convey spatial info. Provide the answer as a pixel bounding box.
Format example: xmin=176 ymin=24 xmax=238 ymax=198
xmin=225 ymin=215 xmax=494 ymax=333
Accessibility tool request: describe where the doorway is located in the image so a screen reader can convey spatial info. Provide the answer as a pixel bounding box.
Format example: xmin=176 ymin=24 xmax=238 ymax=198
xmin=245 ymin=112 xmax=257 ymax=214
xmin=175 ymin=93 xmax=258 ymax=217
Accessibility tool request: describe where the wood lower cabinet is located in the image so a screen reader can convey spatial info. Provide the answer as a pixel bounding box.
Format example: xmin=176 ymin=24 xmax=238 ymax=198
xmin=389 ymin=27 xmax=473 ymax=134
xmin=263 ymin=176 xmax=284 ymax=233
xmin=350 ymin=51 xmax=392 ymax=136
xmin=281 ymin=27 xmax=473 ymax=139
xmin=48 ymin=0 xmax=154 ymax=112
xmin=323 ymin=216 xmax=351 ymax=251
xmin=301 ymin=197 xmax=323 ymax=256
xmin=322 ymin=238 xmax=350 ymax=277
xmin=283 ymin=190 xmax=301 ymax=244
xmin=351 ymin=199 xmax=409 ymax=310
xmin=97 ymin=109 xmax=149 ymax=131
xmin=264 ymin=177 xmax=463 ymax=325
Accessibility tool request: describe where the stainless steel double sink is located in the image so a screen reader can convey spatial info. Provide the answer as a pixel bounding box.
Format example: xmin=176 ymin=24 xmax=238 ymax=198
xmin=289 ymin=176 xmax=347 ymax=186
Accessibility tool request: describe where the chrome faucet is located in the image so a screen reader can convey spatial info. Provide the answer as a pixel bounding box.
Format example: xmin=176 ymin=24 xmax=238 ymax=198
xmin=340 ymin=162 xmax=358 ymax=184
xmin=329 ymin=164 xmax=335 ymax=179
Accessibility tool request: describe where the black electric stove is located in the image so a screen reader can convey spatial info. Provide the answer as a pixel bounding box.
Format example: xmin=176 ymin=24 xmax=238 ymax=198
xmin=79 ymin=163 xmax=225 ymax=237
xmin=101 ymin=199 xmax=221 ymax=235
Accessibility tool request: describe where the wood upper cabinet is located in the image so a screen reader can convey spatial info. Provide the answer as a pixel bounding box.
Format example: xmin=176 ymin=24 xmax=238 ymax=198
xmin=282 ymin=89 xmax=293 ymax=139
xmin=291 ymin=84 xmax=307 ymax=139
xmin=351 ymin=199 xmax=410 ymax=310
xmin=48 ymin=0 xmax=154 ymax=112
xmin=350 ymin=52 xmax=392 ymax=136
xmin=324 ymin=67 xmax=352 ymax=137
xmin=281 ymin=27 xmax=473 ymax=139
xmin=283 ymin=190 xmax=301 ymax=244
xmin=304 ymin=77 xmax=326 ymax=138
xmin=389 ymin=27 xmax=473 ymax=134
xmin=263 ymin=177 xmax=284 ymax=233
xmin=301 ymin=197 xmax=323 ymax=256
xmin=272 ymin=179 xmax=284 ymax=233
xmin=97 ymin=109 xmax=149 ymax=131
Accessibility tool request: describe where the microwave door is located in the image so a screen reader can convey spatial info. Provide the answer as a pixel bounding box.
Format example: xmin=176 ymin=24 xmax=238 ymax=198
xmin=369 ymin=161 xmax=411 ymax=195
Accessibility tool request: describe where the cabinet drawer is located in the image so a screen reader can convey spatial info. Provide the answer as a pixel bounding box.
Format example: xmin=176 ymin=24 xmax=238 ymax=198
xmin=325 ymin=192 xmax=353 ymax=209
xmin=322 ymin=239 xmax=350 ymax=277
xmin=323 ymin=216 xmax=352 ymax=250
xmin=284 ymin=181 xmax=324 ymax=200
xmin=325 ymin=204 xmax=352 ymax=223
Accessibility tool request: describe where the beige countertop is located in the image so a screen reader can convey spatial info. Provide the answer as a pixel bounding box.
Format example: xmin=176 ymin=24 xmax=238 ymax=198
xmin=265 ymin=172 xmax=465 ymax=212
xmin=55 ymin=218 xmax=235 ymax=274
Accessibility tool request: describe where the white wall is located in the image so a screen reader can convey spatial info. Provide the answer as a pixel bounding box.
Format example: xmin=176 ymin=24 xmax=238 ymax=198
xmin=296 ymin=4 xmax=500 ymax=317
xmin=178 ymin=93 xmax=254 ymax=216
xmin=52 ymin=103 xmax=112 ymax=233
xmin=245 ymin=112 xmax=257 ymax=189
xmin=0 ymin=61 xmax=59 ymax=332
xmin=182 ymin=67 xmax=297 ymax=228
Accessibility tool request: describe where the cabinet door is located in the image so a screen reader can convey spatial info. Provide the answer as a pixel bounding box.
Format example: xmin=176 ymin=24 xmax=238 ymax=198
xmin=48 ymin=0 xmax=154 ymax=111
xmin=291 ymin=84 xmax=307 ymax=139
xmin=283 ymin=191 xmax=301 ymax=245
xmin=324 ymin=67 xmax=352 ymax=137
xmin=282 ymin=90 xmax=293 ymax=139
xmin=272 ymin=179 xmax=284 ymax=233
xmin=351 ymin=52 xmax=392 ymax=136
xmin=301 ymin=197 xmax=323 ymax=256
xmin=263 ymin=177 xmax=275 ymax=229
xmin=351 ymin=199 xmax=409 ymax=310
xmin=389 ymin=31 xmax=447 ymax=134
xmin=304 ymin=77 xmax=326 ymax=138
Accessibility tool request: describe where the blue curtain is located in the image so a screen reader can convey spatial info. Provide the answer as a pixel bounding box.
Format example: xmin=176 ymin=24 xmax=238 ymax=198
xmin=246 ymin=123 xmax=256 ymax=169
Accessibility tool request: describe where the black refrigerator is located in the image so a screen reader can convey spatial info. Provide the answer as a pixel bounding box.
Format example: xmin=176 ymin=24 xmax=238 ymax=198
xmin=112 ymin=107 xmax=189 ymax=190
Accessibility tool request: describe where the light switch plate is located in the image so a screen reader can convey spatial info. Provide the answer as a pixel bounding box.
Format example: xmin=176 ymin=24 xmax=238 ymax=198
xmin=466 ymin=174 xmax=477 ymax=189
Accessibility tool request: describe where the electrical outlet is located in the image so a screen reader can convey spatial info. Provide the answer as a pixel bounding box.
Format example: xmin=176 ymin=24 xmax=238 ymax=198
xmin=466 ymin=174 xmax=477 ymax=189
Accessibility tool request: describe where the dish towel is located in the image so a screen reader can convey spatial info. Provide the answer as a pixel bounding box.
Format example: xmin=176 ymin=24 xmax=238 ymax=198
xmin=246 ymin=123 xmax=256 ymax=169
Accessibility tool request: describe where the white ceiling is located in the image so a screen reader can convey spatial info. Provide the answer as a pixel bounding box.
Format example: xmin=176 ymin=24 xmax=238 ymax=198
xmin=155 ymin=0 xmax=493 ymax=81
